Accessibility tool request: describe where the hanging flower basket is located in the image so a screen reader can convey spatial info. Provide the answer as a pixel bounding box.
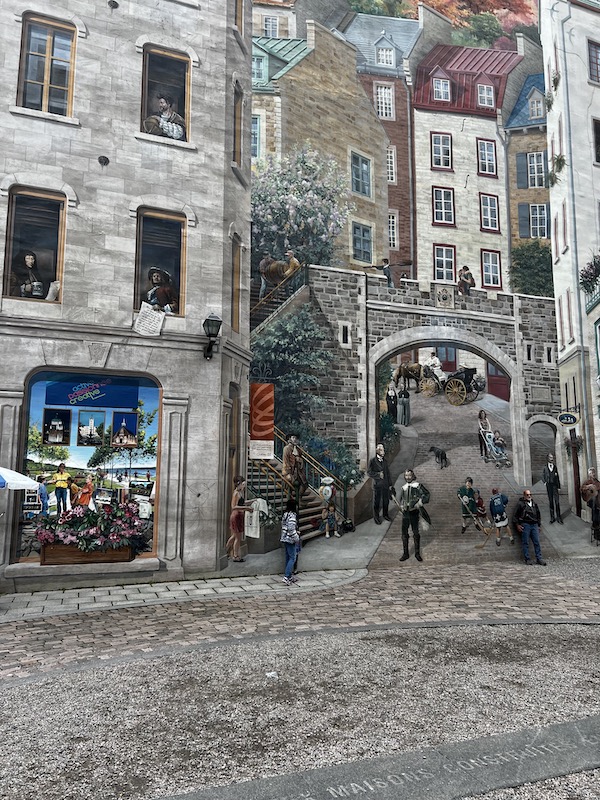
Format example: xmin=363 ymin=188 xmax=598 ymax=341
xmin=579 ymin=254 xmax=600 ymax=295
xmin=36 ymin=501 xmax=151 ymax=565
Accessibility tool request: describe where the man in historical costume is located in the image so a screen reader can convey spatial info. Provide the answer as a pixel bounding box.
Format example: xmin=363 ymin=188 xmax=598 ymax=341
xmin=367 ymin=443 xmax=393 ymax=525
xmin=512 ymin=489 xmax=547 ymax=566
xmin=143 ymin=94 xmax=186 ymax=141
xmin=258 ymin=252 xmax=273 ymax=301
xmin=425 ymin=351 xmax=446 ymax=384
xmin=581 ymin=467 xmax=600 ymax=542
xmin=458 ymin=265 xmax=475 ymax=296
xmin=397 ymin=469 xmax=430 ymax=562
xmin=457 ymin=477 xmax=477 ymax=534
xmin=283 ymin=250 xmax=301 ymax=277
xmin=282 ymin=434 xmax=308 ymax=493
xmin=143 ymin=267 xmax=179 ymax=314
xmin=542 ymin=453 xmax=562 ymax=523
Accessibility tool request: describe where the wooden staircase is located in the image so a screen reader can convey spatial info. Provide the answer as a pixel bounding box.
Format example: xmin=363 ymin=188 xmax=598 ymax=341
xmin=250 ymin=264 xmax=308 ymax=332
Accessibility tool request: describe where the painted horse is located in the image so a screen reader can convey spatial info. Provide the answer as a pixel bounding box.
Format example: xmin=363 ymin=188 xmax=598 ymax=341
xmin=393 ymin=362 xmax=422 ymax=392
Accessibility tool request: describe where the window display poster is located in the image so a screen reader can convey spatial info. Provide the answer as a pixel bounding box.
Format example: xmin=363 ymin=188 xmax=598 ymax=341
xmin=77 ymin=411 xmax=105 ymax=447
xmin=42 ymin=408 xmax=71 ymax=446
xmin=45 ymin=375 xmax=139 ymax=409
xmin=111 ymin=412 xmax=139 ymax=448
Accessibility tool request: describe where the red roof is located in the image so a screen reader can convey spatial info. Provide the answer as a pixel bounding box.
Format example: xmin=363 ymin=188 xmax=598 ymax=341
xmin=413 ymin=44 xmax=523 ymax=116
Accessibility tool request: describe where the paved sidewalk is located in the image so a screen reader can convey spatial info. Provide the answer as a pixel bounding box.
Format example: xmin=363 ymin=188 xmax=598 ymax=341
xmin=0 ymin=568 xmax=366 ymax=622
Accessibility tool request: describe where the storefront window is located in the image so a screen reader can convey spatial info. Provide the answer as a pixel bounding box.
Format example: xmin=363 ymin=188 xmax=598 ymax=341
xmin=18 ymin=371 xmax=160 ymax=561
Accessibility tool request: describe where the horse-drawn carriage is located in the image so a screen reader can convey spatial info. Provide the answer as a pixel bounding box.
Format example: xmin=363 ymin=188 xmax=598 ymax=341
xmin=419 ymin=365 xmax=485 ymax=406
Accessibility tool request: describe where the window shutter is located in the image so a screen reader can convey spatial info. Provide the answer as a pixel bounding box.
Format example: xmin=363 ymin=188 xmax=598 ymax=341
xmin=543 ymin=150 xmax=549 ymax=188
xmin=516 ymin=153 xmax=528 ymax=188
xmin=518 ymin=203 xmax=530 ymax=238
xmin=546 ymin=204 xmax=551 ymax=238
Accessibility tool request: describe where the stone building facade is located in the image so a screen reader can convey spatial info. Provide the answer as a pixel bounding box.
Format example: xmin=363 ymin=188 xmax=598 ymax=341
xmin=505 ymin=74 xmax=550 ymax=250
xmin=0 ymin=0 xmax=252 ymax=590
xmin=412 ymin=36 xmax=543 ymax=292
xmin=304 ymin=266 xmax=559 ymax=485
xmin=252 ymin=0 xmax=351 ymax=39
xmin=252 ymin=21 xmax=390 ymax=267
xmin=540 ymin=0 xmax=600 ymax=511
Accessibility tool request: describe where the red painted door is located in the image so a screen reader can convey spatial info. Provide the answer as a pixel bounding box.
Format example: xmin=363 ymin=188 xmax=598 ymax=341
xmin=437 ymin=346 xmax=456 ymax=373
xmin=487 ymin=363 xmax=510 ymax=400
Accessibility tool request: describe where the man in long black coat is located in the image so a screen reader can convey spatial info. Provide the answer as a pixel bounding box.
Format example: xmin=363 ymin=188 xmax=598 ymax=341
xmin=542 ymin=453 xmax=562 ymax=523
xmin=367 ymin=443 xmax=393 ymax=524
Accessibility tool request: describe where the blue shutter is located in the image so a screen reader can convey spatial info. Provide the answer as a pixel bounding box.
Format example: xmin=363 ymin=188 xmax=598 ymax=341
xmin=543 ymin=150 xmax=549 ymax=188
xmin=518 ymin=203 xmax=530 ymax=238
xmin=516 ymin=153 xmax=528 ymax=188
xmin=546 ymin=203 xmax=551 ymax=238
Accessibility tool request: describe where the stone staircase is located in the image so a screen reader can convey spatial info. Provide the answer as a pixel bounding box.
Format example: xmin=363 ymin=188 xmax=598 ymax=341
xmin=250 ymin=264 xmax=308 ymax=332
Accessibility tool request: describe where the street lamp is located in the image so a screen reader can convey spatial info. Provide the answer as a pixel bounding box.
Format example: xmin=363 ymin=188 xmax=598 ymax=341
xmin=203 ymin=313 xmax=222 ymax=360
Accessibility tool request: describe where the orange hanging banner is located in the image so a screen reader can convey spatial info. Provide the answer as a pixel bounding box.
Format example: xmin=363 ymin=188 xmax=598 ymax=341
xmin=249 ymin=383 xmax=274 ymax=459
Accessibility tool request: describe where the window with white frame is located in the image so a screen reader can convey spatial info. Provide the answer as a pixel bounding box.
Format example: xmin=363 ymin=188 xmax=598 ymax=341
xmin=351 ymin=152 xmax=371 ymax=197
xmin=481 ymin=250 xmax=501 ymax=288
xmin=530 ymin=204 xmax=548 ymax=238
xmin=433 ymin=78 xmax=450 ymax=101
xmin=251 ymin=115 xmax=260 ymax=158
xmin=388 ymin=212 xmax=398 ymax=249
xmin=477 ymin=84 xmax=494 ymax=107
xmin=434 ymin=245 xmax=455 ymax=281
xmin=252 ymin=56 xmax=265 ymax=82
xmin=590 ymin=40 xmax=600 ymax=83
xmin=433 ymin=188 xmax=454 ymax=225
xmin=386 ymin=146 xmax=397 ymax=183
xmin=352 ymin=222 xmax=372 ymax=262
xmin=480 ymin=194 xmax=499 ymax=231
xmin=431 ymin=133 xmax=452 ymax=169
xmin=375 ymin=84 xmax=394 ymax=118
xmin=477 ymin=140 xmax=496 ymax=175
xmin=527 ymin=152 xmax=544 ymax=187
xmin=263 ymin=16 xmax=278 ymax=37
xmin=529 ymin=96 xmax=544 ymax=119
xmin=376 ymin=47 xmax=394 ymax=66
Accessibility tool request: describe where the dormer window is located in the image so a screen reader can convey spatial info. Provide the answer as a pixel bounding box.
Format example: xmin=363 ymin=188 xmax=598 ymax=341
xmin=263 ymin=16 xmax=278 ymax=37
xmin=529 ymin=95 xmax=544 ymax=119
xmin=252 ymin=56 xmax=265 ymax=82
xmin=433 ymin=78 xmax=450 ymax=101
xmin=376 ymin=47 xmax=394 ymax=67
xmin=477 ymin=83 xmax=494 ymax=108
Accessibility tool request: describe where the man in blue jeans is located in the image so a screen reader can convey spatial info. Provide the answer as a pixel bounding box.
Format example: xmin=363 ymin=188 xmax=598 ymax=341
xmin=512 ymin=489 xmax=547 ymax=565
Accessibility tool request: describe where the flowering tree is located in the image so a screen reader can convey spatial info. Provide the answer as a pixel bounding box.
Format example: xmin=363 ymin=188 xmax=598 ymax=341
xmin=579 ymin=254 xmax=600 ymax=295
xmin=251 ymin=144 xmax=354 ymax=268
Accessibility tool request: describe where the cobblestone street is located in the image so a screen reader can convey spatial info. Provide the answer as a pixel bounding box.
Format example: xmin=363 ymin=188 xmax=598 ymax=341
xmin=1 ymin=392 xmax=599 ymax=800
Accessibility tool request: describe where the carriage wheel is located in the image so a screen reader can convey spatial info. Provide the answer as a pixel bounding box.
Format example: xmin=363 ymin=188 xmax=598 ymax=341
xmin=466 ymin=387 xmax=479 ymax=403
xmin=419 ymin=377 xmax=437 ymax=397
xmin=445 ymin=378 xmax=467 ymax=406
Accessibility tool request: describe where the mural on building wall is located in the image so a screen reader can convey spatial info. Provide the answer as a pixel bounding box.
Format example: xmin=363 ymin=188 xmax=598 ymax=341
xmin=136 ymin=214 xmax=183 ymax=315
xmin=77 ymin=412 xmax=105 ymax=447
xmin=111 ymin=412 xmax=139 ymax=447
xmin=4 ymin=191 xmax=63 ymax=301
xmin=141 ymin=50 xmax=188 ymax=141
xmin=18 ymin=372 xmax=160 ymax=560
xmin=42 ymin=408 xmax=72 ymax=446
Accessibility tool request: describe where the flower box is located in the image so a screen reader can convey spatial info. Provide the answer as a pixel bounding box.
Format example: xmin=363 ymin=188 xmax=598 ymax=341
xmin=35 ymin=500 xmax=150 ymax=565
xmin=41 ymin=543 xmax=133 ymax=566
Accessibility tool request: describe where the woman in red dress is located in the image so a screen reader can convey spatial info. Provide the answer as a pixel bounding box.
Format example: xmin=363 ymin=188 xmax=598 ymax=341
xmin=226 ymin=476 xmax=250 ymax=562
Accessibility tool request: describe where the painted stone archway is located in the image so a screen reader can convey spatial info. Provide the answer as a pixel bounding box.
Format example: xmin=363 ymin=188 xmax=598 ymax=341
xmin=368 ymin=326 xmax=530 ymax=483
xmin=305 ymin=266 xmax=559 ymax=486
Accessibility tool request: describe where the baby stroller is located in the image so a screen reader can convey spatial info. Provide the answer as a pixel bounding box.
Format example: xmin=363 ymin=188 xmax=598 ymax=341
xmin=482 ymin=430 xmax=511 ymax=468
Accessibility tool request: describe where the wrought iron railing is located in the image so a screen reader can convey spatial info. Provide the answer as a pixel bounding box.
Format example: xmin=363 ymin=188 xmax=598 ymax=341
xmin=273 ymin=426 xmax=348 ymax=517
xmin=586 ymin=286 xmax=600 ymax=314
xmin=246 ymin=459 xmax=298 ymax=518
